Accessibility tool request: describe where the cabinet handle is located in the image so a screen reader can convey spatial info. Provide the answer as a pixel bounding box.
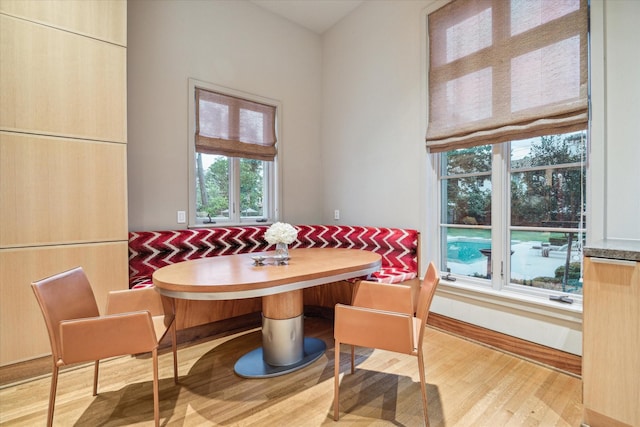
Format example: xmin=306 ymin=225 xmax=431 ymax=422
xmin=589 ymin=257 xmax=637 ymax=267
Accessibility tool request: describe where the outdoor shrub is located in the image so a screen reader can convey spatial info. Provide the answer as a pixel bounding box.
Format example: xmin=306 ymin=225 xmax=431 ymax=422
xmin=554 ymin=262 xmax=581 ymax=280
xmin=462 ymin=216 xmax=478 ymax=225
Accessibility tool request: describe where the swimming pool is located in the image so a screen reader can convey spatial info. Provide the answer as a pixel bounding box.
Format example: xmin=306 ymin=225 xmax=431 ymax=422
xmin=447 ymin=239 xmax=491 ymax=264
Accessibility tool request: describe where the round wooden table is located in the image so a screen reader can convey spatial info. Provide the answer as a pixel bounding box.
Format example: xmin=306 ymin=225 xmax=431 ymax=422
xmin=152 ymin=248 xmax=381 ymax=378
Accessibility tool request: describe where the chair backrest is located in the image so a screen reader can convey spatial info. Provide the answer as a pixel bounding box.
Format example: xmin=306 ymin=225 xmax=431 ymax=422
xmin=31 ymin=267 xmax=100 ymax=363
xmin=415 ymin=262 xmax=440 ymax=349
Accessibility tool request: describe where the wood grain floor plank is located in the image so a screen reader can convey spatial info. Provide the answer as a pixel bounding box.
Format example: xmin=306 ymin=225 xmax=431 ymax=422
xmin=0 ymin=317 xmax=582 ymax=426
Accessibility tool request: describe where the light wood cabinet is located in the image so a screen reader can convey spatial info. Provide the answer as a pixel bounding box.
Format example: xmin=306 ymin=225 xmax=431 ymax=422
xmin=0 ymin=133 xmax=127 ymax=247
xmin=0 ymin=1 xmax=127 ymax=366
xmin=583 ymin=256 xmax=640 ymax=427
xmin=0 ymin=14 xmax=126 ymax=142
xmin=0 ymin=242 xmax=128 ymax=363
xmin=0 ymin=0 xmax=126 ymax=46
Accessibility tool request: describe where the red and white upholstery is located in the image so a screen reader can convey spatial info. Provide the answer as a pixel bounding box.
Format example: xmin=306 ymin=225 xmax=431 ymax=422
xmin=128 ymin=225 xmax=419 ymax=288
xmin=128 ymin=226 xmax=269 ymax=288
xmin=291 ymin=225 xmax=418 ymax=284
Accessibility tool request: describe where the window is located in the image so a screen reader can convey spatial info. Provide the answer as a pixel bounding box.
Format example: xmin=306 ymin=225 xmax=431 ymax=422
xmin=188 ymin=79 xmax=280 ymax=225
xmin=427 ymin=0 xmax=588 ymax=299
xmin=440 ymin=131 xmax=586 ymax=295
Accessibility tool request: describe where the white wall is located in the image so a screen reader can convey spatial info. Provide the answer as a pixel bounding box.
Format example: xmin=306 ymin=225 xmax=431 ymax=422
xmin=599 ymin=0 xmax=640 ymax=240
xmin=321 ymin=0 xmax=426 ymax=229
xmin=128 ymin=0 xmax=639 ymax=355
xmin=127 ymin=0 xmax=324 ymax=230
xmin=321 ymin=0 xmax=640 ymax=355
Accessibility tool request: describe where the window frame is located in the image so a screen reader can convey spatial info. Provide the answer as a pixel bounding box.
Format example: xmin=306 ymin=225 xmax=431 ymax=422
xmin=187 ymin=78 xmax=282 ymax=227
xmin=434 ymin=134 xmax=587 ymax=310
xmin=421 ymin=1 xmax=589 ymax=320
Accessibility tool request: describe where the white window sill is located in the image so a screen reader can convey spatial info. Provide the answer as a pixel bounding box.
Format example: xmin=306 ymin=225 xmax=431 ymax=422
xmin=435 ymin=277 xmax=583 ymax=325
xmin=189 ymin=220 xmax=272 ymax=229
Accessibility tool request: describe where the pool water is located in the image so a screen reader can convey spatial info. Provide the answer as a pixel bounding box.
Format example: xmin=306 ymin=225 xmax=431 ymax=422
xmin=447 ymin=240 xmax=491 ymax=264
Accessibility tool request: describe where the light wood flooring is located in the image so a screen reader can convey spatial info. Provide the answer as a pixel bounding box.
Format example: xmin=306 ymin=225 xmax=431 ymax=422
xmin=0 ymin=317 xmax=582 ymax=426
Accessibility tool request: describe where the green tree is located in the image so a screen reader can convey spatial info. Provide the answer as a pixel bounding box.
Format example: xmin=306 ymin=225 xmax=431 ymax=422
xmin=446 ymin=145 xmax=492 ymax=225
xmin=511 ymin=134 xmax=585 ymax=226
xmin=239 ymin=159 xmax=263 ymax=215
xmin=196 ymin=157 xmax=229 ymax=216
xmin=196 ymin=156 xmax=265 ymax=217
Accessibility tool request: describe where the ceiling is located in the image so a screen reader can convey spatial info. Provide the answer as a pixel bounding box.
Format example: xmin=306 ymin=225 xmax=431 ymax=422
xmin=250 ymin=0 xmax=364 ymax=34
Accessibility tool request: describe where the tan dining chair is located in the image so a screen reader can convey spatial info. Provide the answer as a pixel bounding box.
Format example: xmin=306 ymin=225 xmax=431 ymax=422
xmin=333 ymin=261 xmax=440 ymax=425
xmin=31 ymin=266 xmax=178 ymax=427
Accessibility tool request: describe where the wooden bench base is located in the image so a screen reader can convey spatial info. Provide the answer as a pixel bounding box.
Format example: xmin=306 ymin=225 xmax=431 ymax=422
xmin=175 ymin=278 xmax=421 ymax=330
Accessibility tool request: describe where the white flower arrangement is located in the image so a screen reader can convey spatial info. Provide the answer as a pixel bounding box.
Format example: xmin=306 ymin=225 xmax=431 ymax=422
xmin=265 ymin=222 xmax=298 ymax=245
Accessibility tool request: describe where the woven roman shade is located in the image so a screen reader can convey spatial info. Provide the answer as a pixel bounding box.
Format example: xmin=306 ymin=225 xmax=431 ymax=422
xmin=426 ymin=0 xmax=588 ymax=153
xmin=195 ymin=88 xmax=277 ymax=161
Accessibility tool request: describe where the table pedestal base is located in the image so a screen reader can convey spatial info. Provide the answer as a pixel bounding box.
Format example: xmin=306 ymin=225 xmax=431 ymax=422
xmin=262 ymin=315 xmax=304 ymax=365
xmin=234 ymin=336 xmax=326 ymax=378
xmin=234 ymin=290 xmax=326 ymax=378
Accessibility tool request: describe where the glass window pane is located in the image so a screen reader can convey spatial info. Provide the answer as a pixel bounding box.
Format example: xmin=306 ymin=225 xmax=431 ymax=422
xmin=509 ymin=131 xmax=586 ymax=295
xmin=511 ymin=36 xmax=582 ymax=112
xmin=440 ymin=67 xmax=493 ymax=124
xmin=240 ymin=158 xmax=264 ymax=218
xmin=195 ymin=153 xmax=229 ymax=222
xmin=442 ymin=227 xmax=492 ymax=279
xmin=511 ymin=132 xmax=586 ymax=168
xmin=198 ymin=100 xmax=229 ymax=139
xmin=443 ymin=145 xmax=492 ymax=175
xmin=511 ymin=132 xmax=586 ymax=228
xmin=511 ymin=166 xmax=585 ymax=227
xmin=442 ymin=176 xmax=492 ymax=226
xmin=446 ymin=7 xmax=492 ymax=62
xmin=442 ymin=145 xmax=492 ymax=227
xmin=510 ymin=230 xmax=584 ymax=295
xmin=511 ymin=0 xmax=580 ymax=37
xmin=239 ymin=108 xmax=264 ymax=144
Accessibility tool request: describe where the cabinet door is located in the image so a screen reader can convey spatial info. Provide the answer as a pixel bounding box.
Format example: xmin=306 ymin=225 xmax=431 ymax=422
xmin=0 ymin=242 xmax=129 ymax=365
xmin=0 ymin=14 xmax=126 ymax=142
xmin=583 ymin=257 xmax=640 ymax=427
xmin=0 ymin=0 xmax=126 ymax=46
xmin=0 ymin=133 xmax=127 ymax=247
xmin=0 ymin=0 xmax=128 ymax=367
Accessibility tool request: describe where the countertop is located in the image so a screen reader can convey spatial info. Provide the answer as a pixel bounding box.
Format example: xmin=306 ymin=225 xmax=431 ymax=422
xmin=584 ymin=239 xmax=640 ymax=262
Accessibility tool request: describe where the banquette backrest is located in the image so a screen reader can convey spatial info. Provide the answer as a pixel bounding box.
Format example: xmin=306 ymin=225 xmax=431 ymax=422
xmin=128 ymin=225 xmax=419 ymax=288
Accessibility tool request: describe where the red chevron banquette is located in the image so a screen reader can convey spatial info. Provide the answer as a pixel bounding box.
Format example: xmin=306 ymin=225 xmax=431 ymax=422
xmin=128 ymin=225 xmax=420 ymax=330
xmin=129 ymin=225 xmax=419 ymax=288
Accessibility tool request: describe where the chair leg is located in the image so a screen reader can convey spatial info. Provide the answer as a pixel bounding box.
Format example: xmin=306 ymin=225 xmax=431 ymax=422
xmin=152 ymin=348 xmax=160 ymax=427
xmin=334 ymin=340 xmax=340 ymax=421
xmin=417 ymin=353 xmax=429 ymax=427
xmin=93 ymin=360 xmax=99 ymax=396
xmin=46 ymin=364 xmax=59 ymax=427
xmin=171 ymin=321 xmax=178 ymax=383
xmin=350 ymin=345 xmax=355 ymax=374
